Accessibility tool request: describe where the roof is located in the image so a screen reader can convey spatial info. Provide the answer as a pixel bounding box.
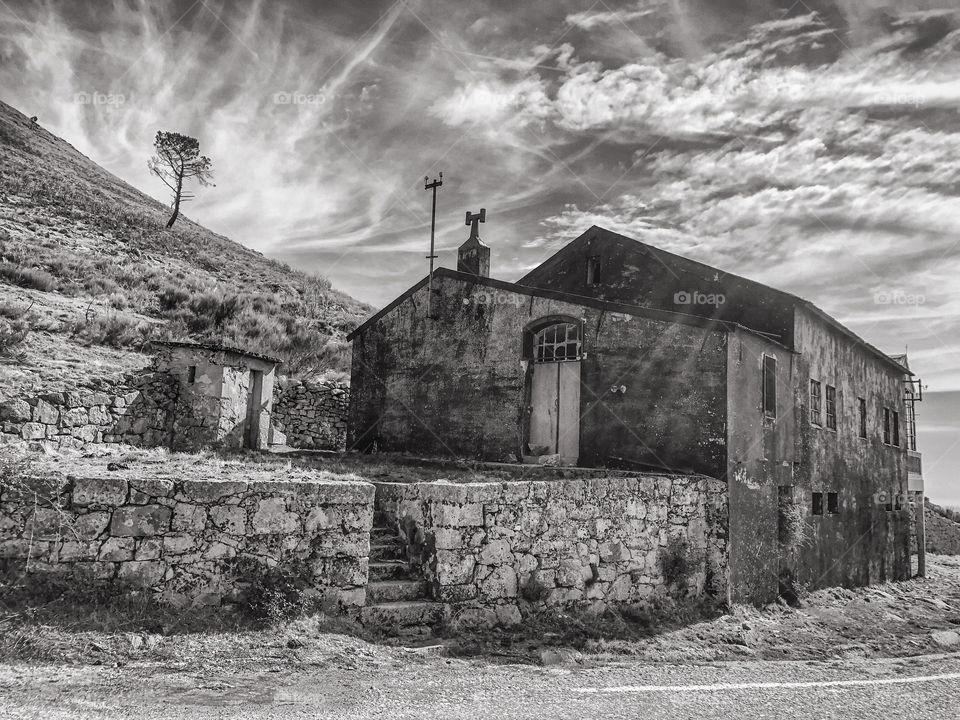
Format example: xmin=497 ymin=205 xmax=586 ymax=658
xmin=346 ymin=267 xmax=793 ymax=350
xmin=520 ymin=226 xmax=912 ymax=376
xmin=153 ymin=340 xmax=283 ymax=365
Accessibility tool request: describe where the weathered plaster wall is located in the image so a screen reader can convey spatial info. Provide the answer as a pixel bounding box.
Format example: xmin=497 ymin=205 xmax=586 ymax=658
xmin=158 ymin=346 xmax=277 ymax=451
xmin=0 ymin=469 xmax=373 ymax=609
xmin=272 ymin=379 xmax=349 ymax=450
xmin=374 ymin=475 xmax=728 ymax=625
xmin=349 ymin=273 xmax=728 ymax=475
xmin=725 ymin=327 xmax=797 ymax=605
xmin=789 ymin=306 xmax=911 ymax=591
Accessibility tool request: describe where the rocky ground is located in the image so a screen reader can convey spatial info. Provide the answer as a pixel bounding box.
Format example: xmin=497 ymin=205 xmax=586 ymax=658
xmin=0 ymin=557 xmax=959 ymax=719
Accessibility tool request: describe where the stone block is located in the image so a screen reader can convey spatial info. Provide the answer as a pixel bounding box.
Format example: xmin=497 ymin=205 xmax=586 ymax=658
xmin=328 ymin=557 xmax=368 ymax=586
xmin=88 ymin=406 xmax=113 ymax=425
xmin=98 ymin=536 xmax=135 ymax=561
xmin=74 ymin=511 xmax=110 ymax=540
xmin=33 ymin=400 xmax=59 ymax=425
xmin=73 ymin=477 xmax=128 ymax=506
xmin=251 ymin=497 xmax=299 ymax=535
xmin=556 ymin=559 xmax=586 ymax=588
xmin=20 ymin=423 xmax=46 ymax=441
xmin=435 ymin=583 xmax=479 ymax=602
xmin=432 ymin=502 xmax=483 ymax=527
xmin=171 ymin=503 xmax=207 ymax=532
xmin=180 ymin=480 xmax=248 ymax=502
xmin=210 ymin=505 xmax=247 ymax=535
xmin=111 ymin=505 xmax=172 ymax=537
xmin=25 ymin=508 xmax=68 ymax=541
xmin=136 ymin=538 xmax=163 ymax=560
xmin=203 ymin=541 xmax=236 ymax=560
xmin=435 ymin=551 xmax=476 ymax=585
xmin=0 ymin=398 xmax=31 ymax=423
xmin=59 ymin=540 xmax=99 ymax=561
xmin=478 ymin=539 xmax=513 ymax=566
xmin=478 ymin=565 xmax=518 ymax=599
xmin=117 ymin=560 xmax=166 ymax=587
xmin=163 ymin=534 xmax=195 ymax=555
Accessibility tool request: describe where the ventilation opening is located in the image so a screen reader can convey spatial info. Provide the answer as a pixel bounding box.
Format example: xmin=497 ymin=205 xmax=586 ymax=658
xmin=827 ymin=491 xmax=839 ymax=515
xmin=187 ymin=366 xmax=197 ymax=384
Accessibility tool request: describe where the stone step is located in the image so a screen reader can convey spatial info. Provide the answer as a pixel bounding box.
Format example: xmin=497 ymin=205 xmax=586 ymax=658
xmin=369 ymin=541 xmax=406 ymax=561
xmin=367 ymin=579 xmax=428 ymax=604
xmin=360 ymin=600 xmax=447 ymax=628
xmin=368 ymin=560 xmax=414 ymax=581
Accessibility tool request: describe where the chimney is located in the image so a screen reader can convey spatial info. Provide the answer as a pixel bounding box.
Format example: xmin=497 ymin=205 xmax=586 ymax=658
xmin=458 ymin=208 xmax=490 ymax=278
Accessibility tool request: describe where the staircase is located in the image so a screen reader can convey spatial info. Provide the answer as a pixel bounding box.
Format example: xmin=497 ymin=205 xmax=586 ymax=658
xmin=361 ymin=515 xmax=446 ymax=634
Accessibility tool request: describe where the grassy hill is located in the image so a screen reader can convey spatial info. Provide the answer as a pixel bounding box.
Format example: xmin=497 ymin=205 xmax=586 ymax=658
xmin=0 ymin=100 xmax=371 ymax=396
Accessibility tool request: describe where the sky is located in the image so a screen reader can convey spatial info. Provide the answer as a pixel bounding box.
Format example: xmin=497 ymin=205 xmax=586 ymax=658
xmin=0 ymin=0 xmax=958 ymax=503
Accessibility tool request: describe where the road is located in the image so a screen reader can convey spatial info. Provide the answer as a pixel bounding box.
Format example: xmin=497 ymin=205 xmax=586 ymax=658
xmin=2 ymin=652 xmax=959 ymax=719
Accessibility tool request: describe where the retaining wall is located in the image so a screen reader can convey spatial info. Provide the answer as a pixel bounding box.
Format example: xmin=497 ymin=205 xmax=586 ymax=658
xmin=272 ymin=379 xmax=349 ymax=450
xmin=375 ymin=474 xmax=728 ymax=625
xmin=0 ymin=467 xmax=374 ymax=609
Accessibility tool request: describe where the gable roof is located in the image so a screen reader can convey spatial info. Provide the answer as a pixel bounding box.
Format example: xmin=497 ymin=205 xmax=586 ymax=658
xmin=346 ymin=267 xmax=791 ymax=350
xmin=519 ymin=226 xmax=911 ymax=376
xmin=153 ymin=340 xmax=283 ymax=365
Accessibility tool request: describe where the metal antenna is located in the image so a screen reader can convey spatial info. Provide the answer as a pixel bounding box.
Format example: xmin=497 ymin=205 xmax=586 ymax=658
xmin=424 ymin=171 xmax=442 ymax=318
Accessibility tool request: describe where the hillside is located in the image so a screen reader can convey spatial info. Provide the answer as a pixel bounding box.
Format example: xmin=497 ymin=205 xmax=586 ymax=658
xmin=0 ymin=100 xmax=371 ymax=398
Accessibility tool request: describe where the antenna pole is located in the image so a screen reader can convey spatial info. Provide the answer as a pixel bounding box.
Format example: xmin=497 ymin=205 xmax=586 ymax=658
xmin=424 ymin=172 xmax=442 ymax=318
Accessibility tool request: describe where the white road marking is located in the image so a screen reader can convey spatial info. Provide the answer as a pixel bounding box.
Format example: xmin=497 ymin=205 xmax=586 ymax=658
xmin=573 ymin=672 xmax=960 ymax=694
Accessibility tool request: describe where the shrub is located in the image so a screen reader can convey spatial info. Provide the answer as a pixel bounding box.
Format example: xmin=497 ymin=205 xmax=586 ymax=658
xmin=69 ymin=312 xmax=155 ymax=349
xmin=234 ymin=559 xmax=316 ymax=623
xmin=0 ymin=263 xmax=57 ymax=291
xmin=0 ymin=317 xmax=29 ymax=358
xmin=660 ymin=535 xmax=692 ymax=589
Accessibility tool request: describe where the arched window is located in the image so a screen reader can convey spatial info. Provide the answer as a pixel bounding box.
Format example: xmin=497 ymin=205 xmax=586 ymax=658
xmin=532 ymin=321 xmax=582 ymax=363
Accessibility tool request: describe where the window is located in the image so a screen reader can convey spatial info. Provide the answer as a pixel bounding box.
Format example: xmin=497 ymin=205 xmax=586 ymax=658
xmin=586 ymin=255 xmax=601 ymax=285
xmin=810 ymin=380 xmax=822 ymax=425
xmin=858 ymin=397 xmax=867 ymax=438
xmin=905 ymin=402 xmax=917 ymax=451
xmin=533 ymin=322 xmax=582 ymax=363
xmin=892 ymin=410 xmax=900 ymax=447
xmin=827 ymin=491 xmax=839 ymax=515
xmin=812 ymin=492 xmax=824 ymax=516
xmin=762 ymin=355 xmax=777 ymax=418
xmin=187 ymin=366 xmax=197 ymax=384
xmin=884 ymin=490 xmax=894 ymax=512
xmin=825 ymin=385 xmax=837 ymax=430
xmin=883 ymin=408 xmax=891 ymax=445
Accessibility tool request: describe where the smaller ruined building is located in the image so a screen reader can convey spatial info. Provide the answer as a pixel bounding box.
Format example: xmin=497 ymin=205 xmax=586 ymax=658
xmin=154 ymin=341 xmax=281 ymax=451
xmin=347 ymin=221 xmax=925 ymax=605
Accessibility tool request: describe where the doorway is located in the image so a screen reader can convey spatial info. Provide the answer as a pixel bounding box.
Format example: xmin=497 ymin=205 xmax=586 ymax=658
xmin=527 ymin=320 xmax=581 ymax=464
xmin=244 ymin=369 xmax=264 ymax=449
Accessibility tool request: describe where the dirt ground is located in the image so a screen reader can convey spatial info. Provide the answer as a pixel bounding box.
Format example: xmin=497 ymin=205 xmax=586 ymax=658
xmin=2 ymin=555 xmax=958 ymax=671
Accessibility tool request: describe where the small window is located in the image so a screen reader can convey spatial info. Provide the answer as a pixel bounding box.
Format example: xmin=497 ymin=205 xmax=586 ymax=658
xmin=762 ymin=355 xmax=777 ymax=418
xmin=894 ymin=492 xmax=904 ymax=511
xmin=586 ymin=255 xmax=601 ymax=285
xmin=883 ymin=407 xmax=891 ymax=444
xmin=187 ymin=366 xmax=197 ymax=384
xmin=533 ymin=322 xmax=582 ymax=363
xmin=892 ymin=410 xmax=900 ymax=447
xmin=825 ymin=385 xmax=836 ymax=430
xmin=827 ymin=492 xmax=839 ymax=514
xmin=810 ymin=380 xmax=822 ymax=425
xmin=884 ymin=490 xmax=894 ymax=512
xmin=812 ymin=492 xmax=824 ymax=516
xmin=858 ymin=397 xmax=867 ymax=438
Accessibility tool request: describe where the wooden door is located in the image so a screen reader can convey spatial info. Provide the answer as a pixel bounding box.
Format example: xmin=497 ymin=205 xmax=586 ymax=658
xmin=244 ymin=369 xmax=264 ymax=449
xmin=528 ymin=360 xmax=580 ymax=464
xmin=529 ymin=362 xmax=559 ymax=454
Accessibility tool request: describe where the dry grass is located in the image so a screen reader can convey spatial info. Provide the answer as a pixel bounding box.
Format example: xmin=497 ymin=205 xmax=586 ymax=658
xmin=0 ymin=100 xmax=371 ymax=375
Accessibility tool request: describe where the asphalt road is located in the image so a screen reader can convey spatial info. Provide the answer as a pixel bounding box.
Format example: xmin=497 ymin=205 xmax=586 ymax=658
xmin=2 ymin=652 xmax=959 ymax=719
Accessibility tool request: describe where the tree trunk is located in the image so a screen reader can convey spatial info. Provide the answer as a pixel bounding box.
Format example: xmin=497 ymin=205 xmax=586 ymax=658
xmin=166 ymin=170 xmax=184 ymax=228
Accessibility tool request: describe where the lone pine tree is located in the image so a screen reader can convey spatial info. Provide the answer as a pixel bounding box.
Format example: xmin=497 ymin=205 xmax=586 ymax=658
xmin=148 ymin=131 xmax=214 ymax=228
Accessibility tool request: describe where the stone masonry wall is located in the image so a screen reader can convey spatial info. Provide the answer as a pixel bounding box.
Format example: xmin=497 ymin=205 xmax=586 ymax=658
xmin=272 ymin=379 xmax=349 ymax=450
xmin=375 ymin=474 xmax=728 ymax=626
xmin=0 ymin=372 xmax=179 ymax=451
xmin=926 ymin=500 xmax=960 ymax=555
xmin=0 ymin=468 xmax=374 ymax=609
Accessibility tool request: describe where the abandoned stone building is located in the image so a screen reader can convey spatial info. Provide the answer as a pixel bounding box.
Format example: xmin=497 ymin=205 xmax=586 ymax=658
xmin=348 ymin=221 xmax=924 ymax=605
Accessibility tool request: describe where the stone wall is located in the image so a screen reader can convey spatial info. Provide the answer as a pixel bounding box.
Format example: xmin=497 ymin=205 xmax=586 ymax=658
xmin=0 ymin=466 xmax=374 ymax=609
xmin=926 ymin=500 xmax=960 ymax=555
xmin=272 ymin=379 xmax=349 ymax=450
xmin=0 ymin=372 xmax=179 ymax=451
xmin=375 ymin=474 xmax=728 ymax=625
